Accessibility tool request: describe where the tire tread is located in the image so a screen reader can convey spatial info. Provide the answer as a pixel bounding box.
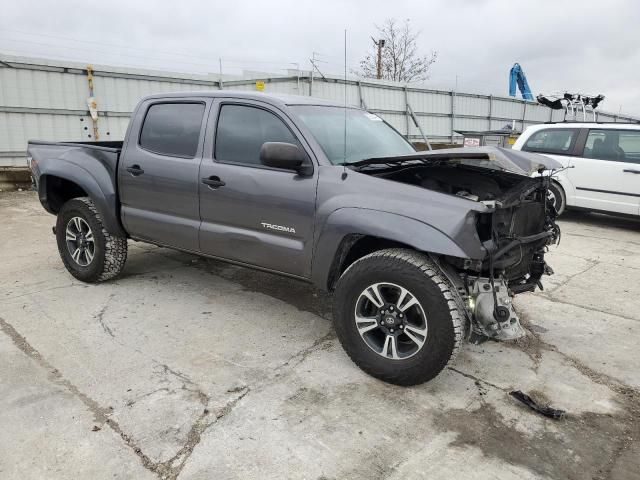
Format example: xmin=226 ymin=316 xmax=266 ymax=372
xmin=334 ymin=248 xmax=464 ymax=385
xmin=57 ymin=197 xmax=127 ymax=282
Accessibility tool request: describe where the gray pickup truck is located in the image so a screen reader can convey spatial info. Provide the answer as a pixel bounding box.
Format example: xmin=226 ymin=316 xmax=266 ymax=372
xmin=28 ymin=91 xmax=561 ymax=385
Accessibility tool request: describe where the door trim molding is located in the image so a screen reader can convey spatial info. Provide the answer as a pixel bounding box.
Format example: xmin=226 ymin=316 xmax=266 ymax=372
xmin=129 ymin=236 xmax=312 ymax=282
xmin=576 ymin=186 xmax=640 ymax=198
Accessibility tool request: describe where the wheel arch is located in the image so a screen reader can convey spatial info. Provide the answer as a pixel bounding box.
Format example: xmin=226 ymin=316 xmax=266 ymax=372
xmin=38 ymin=167 xmax=126 ymax=237
xmin=312 ymin=208 xmax=471 ymax=291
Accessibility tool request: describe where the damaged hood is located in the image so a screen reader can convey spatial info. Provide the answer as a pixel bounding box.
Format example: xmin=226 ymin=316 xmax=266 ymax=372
xmin=352 ymin=146 xmax=562 ymax=176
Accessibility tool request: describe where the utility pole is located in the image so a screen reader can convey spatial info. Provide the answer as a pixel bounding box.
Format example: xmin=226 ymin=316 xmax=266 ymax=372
xmin=309 ymin=52 xmax=316 ymax=96
xmin=218 ymin=58 xmax=223 ymax=90
xmin=372 ymin=38 xmax=385 ymax=79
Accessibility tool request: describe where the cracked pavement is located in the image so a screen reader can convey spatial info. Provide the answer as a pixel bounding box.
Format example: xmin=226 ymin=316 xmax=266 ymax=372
xmin=1 ymin=191 xmax=639 ymax=480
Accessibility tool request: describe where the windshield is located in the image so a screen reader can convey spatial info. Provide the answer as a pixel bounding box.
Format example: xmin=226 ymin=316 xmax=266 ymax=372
xmin=291 ymin=106 xmax=415 ymax=165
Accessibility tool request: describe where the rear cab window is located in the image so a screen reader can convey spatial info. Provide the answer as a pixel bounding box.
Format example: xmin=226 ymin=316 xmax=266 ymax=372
xmin=139 ymin=102 xmax=205 ymax=157
xmin=522 ymin=128 xmax=577 ymax=155
xmin=584 ymin=129 xmax=640 ymax=164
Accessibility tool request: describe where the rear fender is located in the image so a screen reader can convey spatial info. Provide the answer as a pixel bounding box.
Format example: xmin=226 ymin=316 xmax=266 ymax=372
xmin=36 ymin=158 xmax=125 ymax=237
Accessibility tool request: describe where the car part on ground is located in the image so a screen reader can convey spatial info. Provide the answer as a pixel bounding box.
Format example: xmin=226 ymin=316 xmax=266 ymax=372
xmin=509 ymin=390 xmax=566 ymax=419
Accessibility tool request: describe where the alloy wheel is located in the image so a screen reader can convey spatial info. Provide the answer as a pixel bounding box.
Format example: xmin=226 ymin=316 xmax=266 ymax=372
xmin=65 ymin=216 xmax=95 ymax=266
xmin=354 ymin=282 xmax=428 ymax=360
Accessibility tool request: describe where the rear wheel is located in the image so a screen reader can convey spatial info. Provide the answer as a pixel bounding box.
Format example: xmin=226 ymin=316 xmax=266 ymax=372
xmin=56 ymin=197 xmax=127 ymax=283
xmin=333 ymin=249 xmax=464 ymax=386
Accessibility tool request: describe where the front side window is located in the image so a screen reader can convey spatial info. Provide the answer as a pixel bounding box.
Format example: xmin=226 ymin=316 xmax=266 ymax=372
xmin=292 ymin=106 xmax=415 ymax=165
xmin=215 ymin=104 xmax=299 ymax=165
xmin=522 ymin=128 xmax=576 ymax=155
xmin=584 ymin=129 xmax=640 ymax=163
xmin=139 ymin=102 xmax=205 ymax=157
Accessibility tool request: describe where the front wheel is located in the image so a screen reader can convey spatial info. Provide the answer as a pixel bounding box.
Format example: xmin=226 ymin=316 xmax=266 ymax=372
xmin=547 ymin=181 xmax=566 ymax=216
xmin=56 ymin=197 xmax=127 ymax=283
xmin=333 ymin=249 xmax=464 ymax=386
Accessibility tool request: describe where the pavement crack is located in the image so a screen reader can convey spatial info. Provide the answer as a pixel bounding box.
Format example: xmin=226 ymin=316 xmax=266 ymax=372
xmin=94 ymin=294 xmax=116 ymax=338
xmin=536 ymin=294 xmax=640 ymax=323
xmin=160 ymin=386 xmax=250 ymax=480
xmin=566 ymin=231 xmax=640 ymax=247
xmin=153 ymin=362 xmax=208 ymax=406
xmin=448 ymin=367 xmax=507 ymax=393
xmin=0 ymin=283 xmax=78 ymax=303
xmin=0 ymin=315 xmax=158 ymax=473
xmin=0 ymin=314 xmax=252 ymax=480
xmin=277 ymin=332 xmax=335 ymax=372
xmin=511 ymin=314 xmax=640 ymax=397
xmin=543 ymin=259 xmax=600 ymax=292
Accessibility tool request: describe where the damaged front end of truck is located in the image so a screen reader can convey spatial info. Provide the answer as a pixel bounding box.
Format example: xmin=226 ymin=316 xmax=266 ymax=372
xmin=444 ymin=169 xmax=560 ymax=341
xmin=353 ymin=147 xmax=561 ymax=342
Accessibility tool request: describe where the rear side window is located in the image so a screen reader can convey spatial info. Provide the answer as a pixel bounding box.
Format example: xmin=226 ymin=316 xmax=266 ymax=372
xmin=522 ymin=129 xmax=576 ymax=155
xmin=215 ymin=104 xmax=299 ymax=166
xmin=584 ymin=129 xmax=640 ymax=163
xmin=139 ymin=103 xmax=205 ymax=157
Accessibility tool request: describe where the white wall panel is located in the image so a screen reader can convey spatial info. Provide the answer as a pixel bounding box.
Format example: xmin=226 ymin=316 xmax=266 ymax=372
xmin=407 ymin=91 xmax=450 ymax=114
xmin=0 ymin=112 xmax=129 ymax=152
xmin=525 ymin=104 xmax=551 ymax=122
xmin=2 ymin=56 xmax=638 ymax=167
xmin=413 ymin=116 xmax=450 ymax=138
xmin=492 ymin=98 xmax=525 ymax=119
xmin=456 ymin=95 xmax=488 ymax=117
xmin=454 ymin=117 xmax=490 ymax=132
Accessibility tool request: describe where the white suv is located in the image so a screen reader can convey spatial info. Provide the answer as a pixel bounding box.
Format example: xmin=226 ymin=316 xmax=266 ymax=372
xmin=512 ymin=123 xmax=640 ymax=216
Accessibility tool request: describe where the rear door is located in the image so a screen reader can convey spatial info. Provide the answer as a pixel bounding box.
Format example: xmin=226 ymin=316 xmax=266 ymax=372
xmin=519 ymin=127 xmax=580 ymax=206
xmin=118 ymin=99 xmax=209 ymax=250
xmin=198 ymin=100 xmax=318 ymax=278
xmin=567 ymin=128 xmax=640 ymax=215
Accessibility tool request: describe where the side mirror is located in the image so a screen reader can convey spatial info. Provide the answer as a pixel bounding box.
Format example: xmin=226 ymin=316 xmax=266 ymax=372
xmin=260 ymin=142 xmax=311 ymax=175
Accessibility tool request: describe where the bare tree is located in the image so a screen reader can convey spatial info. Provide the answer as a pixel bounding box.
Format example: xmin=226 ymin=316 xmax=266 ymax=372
xmin=359 ymin=19 xmax=437 ymax=83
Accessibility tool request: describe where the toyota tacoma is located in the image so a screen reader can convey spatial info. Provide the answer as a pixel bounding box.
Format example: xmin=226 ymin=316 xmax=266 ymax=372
xmin=28 ymin=92 xmax=561 ymax=385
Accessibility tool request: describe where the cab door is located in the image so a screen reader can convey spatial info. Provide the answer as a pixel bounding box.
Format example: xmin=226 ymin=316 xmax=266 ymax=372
xmin=118 ymin=99 xmax=209 ymax=250
xmin=568 ymin=129 xmax=640 ymax=215
xmin=197 ymin=100 xmax=318 ymax=278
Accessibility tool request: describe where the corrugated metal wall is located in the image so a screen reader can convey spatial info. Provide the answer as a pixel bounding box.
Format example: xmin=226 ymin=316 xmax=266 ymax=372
xmin=1 ymin=54 xmax=638 ymax=166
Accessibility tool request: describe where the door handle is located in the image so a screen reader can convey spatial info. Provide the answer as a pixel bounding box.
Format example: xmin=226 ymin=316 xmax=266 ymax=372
xmin=623 ymin=169 xmax=640 ymax=174
xmin=201 ymin=176 xmax=226 ymax=188
xmin=126 ymin=165 xmax=144 ymax=176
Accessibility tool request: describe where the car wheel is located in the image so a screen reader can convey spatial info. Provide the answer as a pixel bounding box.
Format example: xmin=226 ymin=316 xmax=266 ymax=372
xmin=56 ymin=197 xmax=127 ymax=283
xmin=333 ymin=248 xmax=464 ymax=386
xmin=547 ymin=181 xmax=566 ymax=216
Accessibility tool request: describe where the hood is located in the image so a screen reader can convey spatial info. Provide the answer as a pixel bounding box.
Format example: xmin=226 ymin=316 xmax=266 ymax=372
xmin=351 ymin=146 xmax=562 ymax=176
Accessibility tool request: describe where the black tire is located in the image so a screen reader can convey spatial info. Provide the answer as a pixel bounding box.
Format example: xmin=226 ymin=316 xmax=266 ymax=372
xmin=548 ymin=181 xmax=566 ymax=216
xmin=56 ymin=197 xmax=127 ymax=283
xmin=333 ymin=249 xmax=463 ymax=386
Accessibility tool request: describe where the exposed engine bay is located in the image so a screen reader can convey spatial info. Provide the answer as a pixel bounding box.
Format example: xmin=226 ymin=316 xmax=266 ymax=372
xmin=369 ymin=162 xmax=560 ymax=341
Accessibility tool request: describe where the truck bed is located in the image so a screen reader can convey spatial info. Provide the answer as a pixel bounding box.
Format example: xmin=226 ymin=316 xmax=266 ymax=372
xmin=29 ymin=140 xmax=123 ymax=152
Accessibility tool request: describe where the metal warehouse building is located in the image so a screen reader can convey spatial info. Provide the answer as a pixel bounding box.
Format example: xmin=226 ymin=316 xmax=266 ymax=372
xmin=1 ymin=53 xmax=639 ymax=167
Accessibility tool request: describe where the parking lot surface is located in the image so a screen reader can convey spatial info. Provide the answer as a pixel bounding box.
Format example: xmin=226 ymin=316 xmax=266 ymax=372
xmin=1 ymin=190 xmax=639 ymax=480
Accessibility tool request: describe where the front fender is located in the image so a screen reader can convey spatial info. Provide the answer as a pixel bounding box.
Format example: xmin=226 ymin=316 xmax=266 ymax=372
xmin=310 ymin=207 xmax=481 ymax=289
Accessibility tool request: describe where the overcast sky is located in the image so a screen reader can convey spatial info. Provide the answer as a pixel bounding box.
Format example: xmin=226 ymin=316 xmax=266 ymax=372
xmin=2 ymin=0 xmax=639 ymax=115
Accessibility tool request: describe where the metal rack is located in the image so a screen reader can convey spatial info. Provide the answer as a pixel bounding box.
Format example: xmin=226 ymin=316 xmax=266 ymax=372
xmin=537 ymin=93 xmax=605 ymax=122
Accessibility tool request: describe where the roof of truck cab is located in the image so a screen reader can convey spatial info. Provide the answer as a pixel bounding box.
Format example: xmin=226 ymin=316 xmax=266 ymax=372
xmin=141 ymin=91 xmax=351 ymax=108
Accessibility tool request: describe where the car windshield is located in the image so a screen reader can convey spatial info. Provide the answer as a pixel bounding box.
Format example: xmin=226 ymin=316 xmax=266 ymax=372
xmin=291 ymin=105 xmax=415 ymax=165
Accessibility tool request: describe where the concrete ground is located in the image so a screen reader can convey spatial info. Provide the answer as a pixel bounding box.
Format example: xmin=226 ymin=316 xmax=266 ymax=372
xmin=1 ymin=190 xmax=639 ymax=480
